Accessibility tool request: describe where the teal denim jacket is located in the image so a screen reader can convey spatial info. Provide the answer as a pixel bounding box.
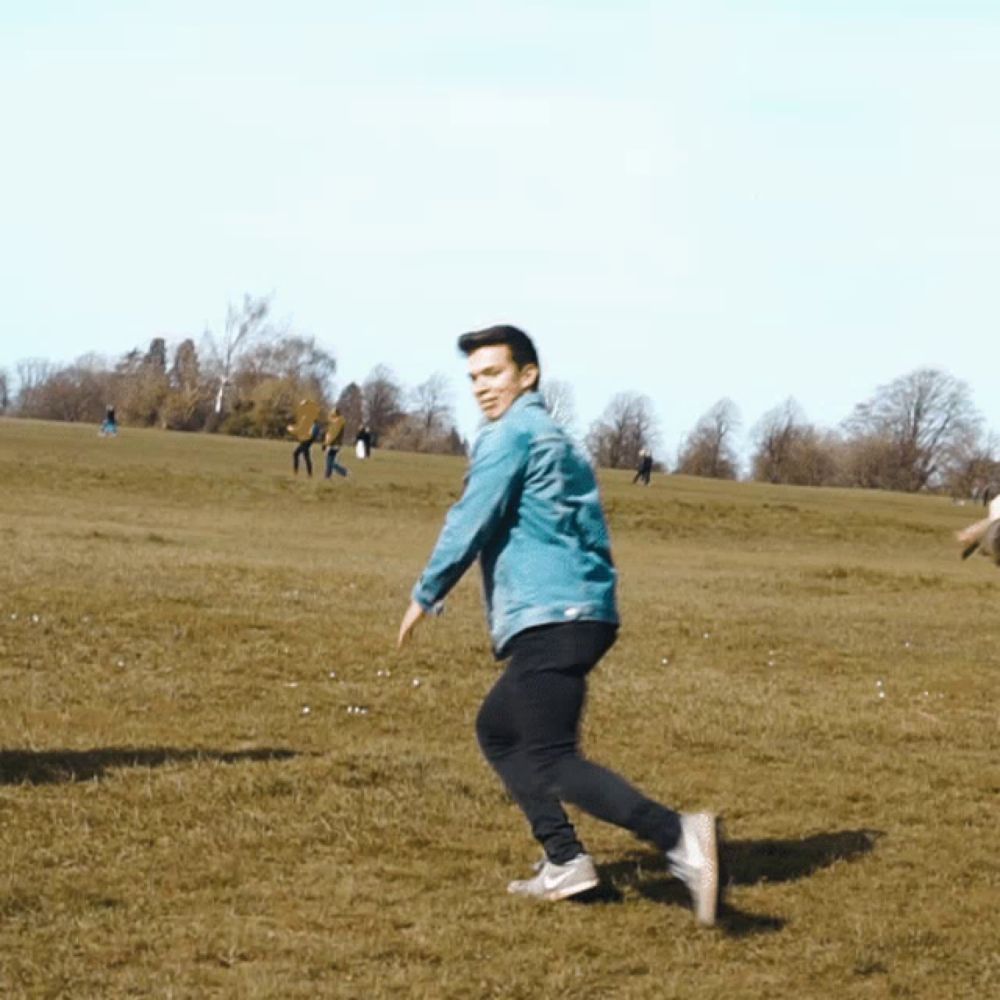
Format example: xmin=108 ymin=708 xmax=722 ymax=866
xmin=412 ymin=392 xmax=619 ymax=656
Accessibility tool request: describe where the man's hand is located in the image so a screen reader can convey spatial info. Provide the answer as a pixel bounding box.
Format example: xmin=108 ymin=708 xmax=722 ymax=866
xmin=397 ymin=599 xmax=427 ymax=649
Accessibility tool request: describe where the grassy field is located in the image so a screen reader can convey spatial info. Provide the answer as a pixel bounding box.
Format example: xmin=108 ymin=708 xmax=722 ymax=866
xmin=0 ymin=417 xmax=997 ymax=999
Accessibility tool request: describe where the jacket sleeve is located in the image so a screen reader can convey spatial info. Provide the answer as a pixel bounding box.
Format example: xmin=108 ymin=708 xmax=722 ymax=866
xmin=411 ymin=421 xmax=527 ymax=610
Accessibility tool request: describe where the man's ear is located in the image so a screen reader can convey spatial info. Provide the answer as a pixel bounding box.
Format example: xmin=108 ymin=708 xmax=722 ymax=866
xmin=519 ymin=364 xmax=540 ymax=391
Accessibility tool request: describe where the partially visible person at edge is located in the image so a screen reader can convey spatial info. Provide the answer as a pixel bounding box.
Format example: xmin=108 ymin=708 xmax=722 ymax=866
xmin=633 ymin=448 xmax=653 ymax=486
xmin=293 ymin=417 xmax=320 ymax=477
xmin=397 ymin=324 xmax=721 ymax=926
xmin=323 ymin=407 xmax=350 ymax=479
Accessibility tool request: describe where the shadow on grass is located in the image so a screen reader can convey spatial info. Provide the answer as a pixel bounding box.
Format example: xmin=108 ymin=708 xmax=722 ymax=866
xmin=724 ymin=828 xmax=882 ymax=886
xmin=579 ymin=828 xmax=882 ymax=937
xmin=0 ymin=747 xmax=299 ymax=785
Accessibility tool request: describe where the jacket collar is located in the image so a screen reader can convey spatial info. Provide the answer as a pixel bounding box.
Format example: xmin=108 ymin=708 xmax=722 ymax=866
xmin=476 ymin=390 xmax=543 ymax=432
xmin=504 ymin=390 xmax=543 ymax=419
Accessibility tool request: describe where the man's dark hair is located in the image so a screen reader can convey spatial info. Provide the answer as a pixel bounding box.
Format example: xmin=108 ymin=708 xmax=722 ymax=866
xmin=457 ymin=325 xmax=540 ymax=387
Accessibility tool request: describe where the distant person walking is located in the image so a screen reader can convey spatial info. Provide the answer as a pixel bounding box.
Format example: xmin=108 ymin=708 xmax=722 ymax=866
xmin=292 ymin=418 xmax=320 ymax=477
xmin=397 ymin=325 xmax=721 ymax=926
xmin=355 ymin=425 xmax=372 ymax=460
xmin=99 ymin=404 xmax=118 ymax=437
xmin=633 ymin=449 xmax=653 ymax=486
xmin=323 ymin=407 xmax=350 ymax=479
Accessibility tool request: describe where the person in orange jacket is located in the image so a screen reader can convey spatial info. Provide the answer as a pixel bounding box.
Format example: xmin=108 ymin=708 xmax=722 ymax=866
xmin=323 ymin=407 xmax=349 ymax=479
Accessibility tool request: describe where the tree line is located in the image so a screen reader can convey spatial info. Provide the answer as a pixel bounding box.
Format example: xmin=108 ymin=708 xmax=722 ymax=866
xmin=1 ymin=295 xmax=466 ymax=456
xmin=2 ymin=295 xmax=997 ymax=494
xmin=586 ymin=371 xmax=999 ymax=497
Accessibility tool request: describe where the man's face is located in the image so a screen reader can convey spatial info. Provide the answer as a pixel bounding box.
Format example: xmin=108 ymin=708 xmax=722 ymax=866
xmin=467 ymin=344 xmax=538 ymax=422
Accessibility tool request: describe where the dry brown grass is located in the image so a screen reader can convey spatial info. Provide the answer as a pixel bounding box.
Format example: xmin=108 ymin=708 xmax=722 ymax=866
xmin=1 ymin=417 xmax=997 ymax=999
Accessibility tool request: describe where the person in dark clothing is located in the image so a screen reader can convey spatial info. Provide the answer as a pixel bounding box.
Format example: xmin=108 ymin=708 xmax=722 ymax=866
xmin=633 ymin=449 xmax=653 ymax=485
xmin=293 ymin=419 xmax=320 ymax=477
xmin=397 ymin=325 xmax=721 ymax=926
xmin=355 ymin=425 xmax=373 ymax=459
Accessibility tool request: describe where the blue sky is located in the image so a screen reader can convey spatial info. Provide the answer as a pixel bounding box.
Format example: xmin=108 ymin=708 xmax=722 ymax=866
xmin=2 ymin=1 xmax=998 ymax=457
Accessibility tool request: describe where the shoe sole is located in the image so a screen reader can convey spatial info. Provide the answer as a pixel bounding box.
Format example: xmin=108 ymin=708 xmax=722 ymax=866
xmin=507 ymin=874 xmax=600 ymax=902
xmin=542 ymin=875 xmax=600 ymax=902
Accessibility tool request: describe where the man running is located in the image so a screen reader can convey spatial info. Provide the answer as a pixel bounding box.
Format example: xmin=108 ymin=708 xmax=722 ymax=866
xmin=397 ymin=325 xmax=721 ymax=926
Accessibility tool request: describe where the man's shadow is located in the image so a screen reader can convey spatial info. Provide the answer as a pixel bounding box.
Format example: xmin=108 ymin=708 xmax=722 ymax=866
xmin=583 ymin=828 xmax=882 ymax=937
xmin=0 ymin=747 xmax=299 ymax=785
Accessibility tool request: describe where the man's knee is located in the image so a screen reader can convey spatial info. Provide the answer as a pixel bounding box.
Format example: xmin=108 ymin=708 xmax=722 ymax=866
xmin=526 ymin=741 xmax=578 ymax=782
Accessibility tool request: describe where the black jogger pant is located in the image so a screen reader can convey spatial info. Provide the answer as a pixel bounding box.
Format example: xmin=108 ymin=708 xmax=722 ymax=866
xmin=293 ymin=440 xmax=313 ymax=476
xmin=475 ymin=621 xmax=682 ymax=865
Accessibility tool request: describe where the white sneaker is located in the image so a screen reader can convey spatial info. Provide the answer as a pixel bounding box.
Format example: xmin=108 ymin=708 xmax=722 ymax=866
xmin=666 ymin=812 xmax=720 ymax=927
xmin=507 ymin=853 xmax=599 ymax=901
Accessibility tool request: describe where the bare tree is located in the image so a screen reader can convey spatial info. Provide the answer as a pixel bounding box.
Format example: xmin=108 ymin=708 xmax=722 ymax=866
xmin=362 ymin=364 xmax=405 ymax=442
xmin=586 ymin=393 xmax=660 ymax=469
xmin=409 ymin=372 xmax=454 ymax=437
xmin=334 ymin=382 xmax=363 ymax=440
xmin=843 ymin=368 xmax=981 ymax=491
xmin=209 ymin=332 xmax=337 ymax=437
xmin=0 ymin=368 xmax=9 ymax=412
xmin=14 ymin=359 xmax=58 ymax=416
xmin=676 ymin=398 xmax=741 ymax=480
xmin=940 ymin=429 xmax=1000 ymax=500
xmin=748 ymin=398 xmax=839 ymax=485
xmin=336 ymin=382 xmax=364 ymax=441
xmin=238 ymin=335 xmax=337 ymax=405
xmin=205 ymin=293 xmax=273 ymax=416
xmin=241 ymin=335 xmax=335 ymax=389
xmin=750 ymin=398 xmax=806 ymax=483
xmin=10 ymin=355 xmax=111 ymax=423
xmin=380 ymin=372 xmax=462 ymax=454
xmin=542 ymin=379 xmax=576 ymax=431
